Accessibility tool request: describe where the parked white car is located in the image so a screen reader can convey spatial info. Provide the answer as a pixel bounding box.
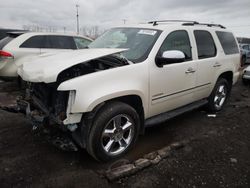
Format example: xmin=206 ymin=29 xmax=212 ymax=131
xmin=242 ymin=65 xmax=250 ymax=85
xmin=17 ymin=21 xmax=240 ymax=161
xmin=0 ymin=32 xmax=92 ymax=80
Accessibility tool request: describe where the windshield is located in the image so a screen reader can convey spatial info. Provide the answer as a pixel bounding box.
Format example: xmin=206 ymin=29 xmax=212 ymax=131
xmin=89 ymin=28 xmax=161 ymax=63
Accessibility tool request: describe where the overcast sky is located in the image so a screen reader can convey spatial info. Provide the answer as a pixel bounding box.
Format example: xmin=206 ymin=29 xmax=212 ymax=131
xmin=0 ymin=0 xmax=250 ymax=37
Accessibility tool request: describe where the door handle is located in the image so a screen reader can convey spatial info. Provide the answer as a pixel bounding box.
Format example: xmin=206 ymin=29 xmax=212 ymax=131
xmin=213 ymin=62 xmax=221 ymax=67
xmin=185 ymin=68 xmax=196 ymax=74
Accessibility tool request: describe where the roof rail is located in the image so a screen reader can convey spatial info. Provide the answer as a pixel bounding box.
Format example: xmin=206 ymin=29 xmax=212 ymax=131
xmin=147 ymin=20 xmax=226 ymax=29
xmin=148 ymin=20 xmax=198 ymax=26
xmin=182 ymin=22 xmax=226 ymax=29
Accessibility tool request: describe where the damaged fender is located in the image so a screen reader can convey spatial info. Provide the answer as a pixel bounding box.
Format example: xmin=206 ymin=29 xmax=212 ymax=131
xmin=58 ymin=62 xmax=149 ymax=122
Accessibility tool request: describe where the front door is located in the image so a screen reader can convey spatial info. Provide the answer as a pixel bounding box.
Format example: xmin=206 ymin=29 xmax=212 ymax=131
xmin=149 ymin=30 xmax=197 ymax=117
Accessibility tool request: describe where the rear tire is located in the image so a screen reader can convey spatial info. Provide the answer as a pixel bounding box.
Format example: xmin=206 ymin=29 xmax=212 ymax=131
xmin=206 ymin=78 xmax=230 ymax=112
xmin=87 ymin=101 xmax=140 ymax=162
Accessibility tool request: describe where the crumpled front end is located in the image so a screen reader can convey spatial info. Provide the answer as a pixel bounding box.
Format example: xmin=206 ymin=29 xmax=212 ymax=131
xmin=17 ymin=82 xmax=83 ymax=151
xmin=17 ymin=52 xmax=131 ymax=150
xmin=17 ymin=53 xmax=130 ymax=127
xmin=18 ymin=82 xmax=70 ymax=128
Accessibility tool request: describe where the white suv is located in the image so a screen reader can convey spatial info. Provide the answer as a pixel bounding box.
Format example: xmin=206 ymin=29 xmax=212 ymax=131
xmin=17 ymin=21 xmax=240 ymax=161
xmin=0 ymin=32 xmax=92 ymax=80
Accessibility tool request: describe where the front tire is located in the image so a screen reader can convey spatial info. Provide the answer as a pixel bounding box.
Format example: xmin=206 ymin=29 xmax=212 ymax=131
xmin=87 ymin=101 xmax=140 ymax=162
xmin=206 ymin=78 xmax=230 ymax=112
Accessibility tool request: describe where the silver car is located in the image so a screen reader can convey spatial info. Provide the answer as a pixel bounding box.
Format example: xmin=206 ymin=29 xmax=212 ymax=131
xmin=239 ymin=43 xmax=250 ymax=65
xmin=242 ymin=65 xmax=250 ymax=85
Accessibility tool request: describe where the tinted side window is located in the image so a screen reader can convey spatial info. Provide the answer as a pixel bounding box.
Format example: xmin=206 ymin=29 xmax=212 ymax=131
xmin=194 ymin=30 xmax=216 ymax=59
xmin=159 ymin=30 xmax=192 ymax=60
xmin=47 ymin=36 xmax=76 ymax=49
xmin=20 ymin=36 xmax=46 ymax=48
xmin=74 ymin=37 xmax=91 ymax=49
xmin=216 ymin=31 xmax=239 ymax=55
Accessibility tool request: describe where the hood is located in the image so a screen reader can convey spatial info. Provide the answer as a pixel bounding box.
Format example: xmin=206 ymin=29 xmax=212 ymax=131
xmin=18 ymin=48 xmax=127 ymax=83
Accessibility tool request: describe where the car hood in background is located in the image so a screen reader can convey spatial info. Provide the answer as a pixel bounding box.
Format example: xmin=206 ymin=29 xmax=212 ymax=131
xmin=18 ymin=48 xmax=127 ymax=83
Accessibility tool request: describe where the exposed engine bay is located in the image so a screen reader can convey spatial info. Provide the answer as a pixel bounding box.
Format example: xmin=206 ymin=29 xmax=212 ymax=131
xmin=57 ymin=54 xmax=130 ymax=83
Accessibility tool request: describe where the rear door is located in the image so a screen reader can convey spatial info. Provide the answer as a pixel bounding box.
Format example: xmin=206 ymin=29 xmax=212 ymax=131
xmin=192 ymin=30 xmax=218 ymax=100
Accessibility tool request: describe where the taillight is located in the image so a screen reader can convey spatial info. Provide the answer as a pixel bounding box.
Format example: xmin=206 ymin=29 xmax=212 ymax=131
xmin=0 ymin=50 xmax=13 ymax=58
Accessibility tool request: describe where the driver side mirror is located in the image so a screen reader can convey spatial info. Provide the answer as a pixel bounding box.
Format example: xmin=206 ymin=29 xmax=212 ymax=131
xmin=156 ymin=50 xmax=185 ymax=67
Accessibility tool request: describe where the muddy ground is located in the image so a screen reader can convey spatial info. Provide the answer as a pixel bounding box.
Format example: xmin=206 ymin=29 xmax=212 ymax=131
xmin=0 ymin=80 xmax=250 ymax=188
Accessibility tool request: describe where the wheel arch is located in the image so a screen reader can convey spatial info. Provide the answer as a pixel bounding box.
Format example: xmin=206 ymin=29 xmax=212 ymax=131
xmin=86 ymin=94 xmax=145 ymax=134
xmin=218 ymin=71 xmax=233 ymax=90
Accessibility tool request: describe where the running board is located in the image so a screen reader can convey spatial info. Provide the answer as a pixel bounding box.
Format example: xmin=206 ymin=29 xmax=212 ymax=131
xmin=145 ymin=99 xmax=208 ymax=127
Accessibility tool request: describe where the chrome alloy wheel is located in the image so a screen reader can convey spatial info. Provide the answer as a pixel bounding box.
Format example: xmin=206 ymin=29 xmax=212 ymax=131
xmin=101 ymin=114 xmax=135 ymax=156
xmin=214 ymin=85 xmax=227 ymax=109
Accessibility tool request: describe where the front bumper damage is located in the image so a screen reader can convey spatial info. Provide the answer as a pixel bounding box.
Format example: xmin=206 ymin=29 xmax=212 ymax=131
xmin=16 ymin=83 xmax=86 ymax=151
xmin=18 ymin=88 xmax=67 ymax=128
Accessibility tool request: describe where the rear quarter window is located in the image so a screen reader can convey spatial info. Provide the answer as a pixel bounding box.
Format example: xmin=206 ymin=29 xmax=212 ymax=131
xmin=216 ymin=31 xmax=239 ymax=55
xmin=20 ymin=35 xmax=46 ymax=48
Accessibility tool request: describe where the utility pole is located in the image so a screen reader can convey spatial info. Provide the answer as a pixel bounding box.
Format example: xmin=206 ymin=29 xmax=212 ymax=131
xmin=122 ymin=19 xmax=127 ymax=24
xmin=76 ymin=4 xmax=80 ymax=35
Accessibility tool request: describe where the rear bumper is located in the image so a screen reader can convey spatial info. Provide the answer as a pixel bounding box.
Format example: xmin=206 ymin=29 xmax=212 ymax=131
xmin=0 ymin=59 xmax=18 ymax=77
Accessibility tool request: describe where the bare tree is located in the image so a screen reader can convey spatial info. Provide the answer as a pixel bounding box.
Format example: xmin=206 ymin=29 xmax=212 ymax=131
xmin=80 ymin=25 xmax=105 ymax=39
xmin=22 ymin=24 xmax=58 ymax=33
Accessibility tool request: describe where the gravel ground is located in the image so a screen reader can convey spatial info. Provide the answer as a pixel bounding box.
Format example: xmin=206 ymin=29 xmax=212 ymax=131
xmin=0 ymin=81 xmax=249 ymax=188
